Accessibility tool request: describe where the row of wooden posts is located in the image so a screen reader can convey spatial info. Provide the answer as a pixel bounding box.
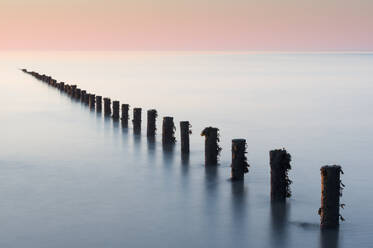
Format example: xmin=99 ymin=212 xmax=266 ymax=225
xmin=21 ymin=68 xmax=344 ymax=229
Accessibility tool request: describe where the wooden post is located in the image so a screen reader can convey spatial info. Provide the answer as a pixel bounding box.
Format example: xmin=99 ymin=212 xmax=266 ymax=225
xmin=121 ymin=104 xmax=130 ymax=127
xmin=132 ymin=108 xmax=142 ymax=132
xmin=180 ymin=121 xmax=191 ymax=153
xmin=70 ymin=85 xmax=77 ymax=96
xmin=74 ymin=88 xmax=81 ymax=99
xmin=112 ymin=101 xmax=120 ymax=120
xmin=89 ymin=94 xmax=96 ymax=108
xmin=81 ymin=90 xmax=86 ymax=102
xmin=231 ymin=139 xmax=249 ymax=180
xmin=103 ymin=98 xmax=111 ymax=116
xmin=269 ymin=149 xmax=292 ymax=201
xmin=201 ymin=127 xmax=221 ymax=165
xmin=319 ymin=165 xmax=344 ymax=229
xmin=162 ymin=117 xmax=176 ymax=144
xmin=147 ymin=109 xmax=157 ymax=137
xmin=96 ymin=96 xmax=102 ymax=111
xmin=59 ymin=82 xmax=65 ymax=91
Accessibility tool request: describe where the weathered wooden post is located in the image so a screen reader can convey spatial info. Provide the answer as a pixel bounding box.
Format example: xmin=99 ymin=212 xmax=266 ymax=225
xmin=89 ymin=94 xmax=96 ymax=108
xmin=269 ymin=149 xmax=292 ymax=201
xmin=112 ymin=101 xmax=120 ymax=120
xmin=81 ymin=90 xmax=86 ymax=102
xmin=121 ymin=104 xmax=130 ymax=127
xmin=75 ymin=88 xmax=81 ymax=99
xmin=103 ymin=98 xmax=111 ymax=116
xmin=96 ymin=96 xmax=102 ymax=111
xmin=180 ymin=121 xmax=191 ymax=153
xmin=85 ymin=93 xmax=90 ymax=104
xmin=59 ymin=82 xmax=65 ymax=91
xmin=70 ymin=85 xmax=77 ymax=96
xmin=147 ymin=109 xmax=157 ymax=137
xmin=133 ymin=108 xmax=142 ymax=132
xmin=231 ymin=139 xmax=249 ymax=180
xmin=162 ymin=117 xmax=176 ymax=144
xmin=201 ymin=127 xmax=221 ymax=165
xmin=319 ymin=165 xmax=344 ymax=229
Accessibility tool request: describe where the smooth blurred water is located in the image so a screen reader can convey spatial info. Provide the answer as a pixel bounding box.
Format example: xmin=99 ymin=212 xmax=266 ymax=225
xmin=0 ymin=51 xmax=372 ymax=248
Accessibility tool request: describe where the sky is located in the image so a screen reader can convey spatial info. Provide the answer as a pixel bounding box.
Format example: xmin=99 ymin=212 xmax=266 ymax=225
xmin=0 ymin=0 xmax=372 ymax=51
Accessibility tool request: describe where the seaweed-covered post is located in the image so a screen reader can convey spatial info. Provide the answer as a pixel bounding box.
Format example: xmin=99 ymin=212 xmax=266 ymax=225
xmin=231 ymin=139 xmax=249 ymax=180
xmin=319 ymin=165 xmax=344 ymax=229
xmin=103 ymin=98 xmax=111 ymax=116
xmin=162 ymin=117 xmax=176 ymax=144
xmin=96 ymin=96 xmax=102 ymax=111
xmin=269 ymin=149 xmax=292 ymax=201
xmin=112 ymin=101 xmax=120 ymax=120
xmin=89 ymin=94 xmax=96 ymax=108
xmin=180 ymin=121 xmax=191 ymax=153
xmin=133 ymin=108 xmax=142 ymax=132
xmin=121 ymin=104 xmax=130 ymax=126
xmin=147 ymin=109 xmax=158 ymax=137
xmin=201 ymin=127 xmax=221 ymax=165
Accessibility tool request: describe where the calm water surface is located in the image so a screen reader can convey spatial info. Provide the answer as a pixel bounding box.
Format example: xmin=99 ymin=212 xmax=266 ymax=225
xmin=0 ymin=51 xmax=372 ymax=247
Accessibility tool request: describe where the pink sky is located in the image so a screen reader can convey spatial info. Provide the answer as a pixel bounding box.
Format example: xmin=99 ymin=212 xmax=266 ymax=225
xmin=1 ymin=0 xmax=372 ymax=51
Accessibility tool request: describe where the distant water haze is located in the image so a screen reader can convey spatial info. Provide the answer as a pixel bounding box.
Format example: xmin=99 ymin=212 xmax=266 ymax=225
xmin=0 ymin=51 xmax=372 ymax=247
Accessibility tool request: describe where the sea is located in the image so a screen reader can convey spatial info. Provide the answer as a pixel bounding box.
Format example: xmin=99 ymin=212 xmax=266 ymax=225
xmin=0 ymin=51 xmax=372 ymax=247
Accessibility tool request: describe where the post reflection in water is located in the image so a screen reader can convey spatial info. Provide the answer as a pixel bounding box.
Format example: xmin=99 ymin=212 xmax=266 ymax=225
xmin=229 ymin=180 xmax=248 ymax=244
xmin=181 ymin=153 xmax=190 ymax=166
xmin=133 ymin=130 xmax=141 ymax=153
xmin=270 ymin=201 xmax=290 ymax=247
xmin=319 ymin=228 xmax=339 ymax=248
xmin=103 ymin=115 xmax=112 ymax=136
xmin=204 ymin=165 xmax=219 ymax=239
xmin=162 ymin=143 xmax=175 ymax=165
xmin=112 ymin=119 xmax=119 ymax=134
xmin=96 ymin=108 xmax=102 ymax=117
xmin=147 ymin=136 xmax=156 ymax=159
xmin=121 ymin=120 xmax=128 ymax=129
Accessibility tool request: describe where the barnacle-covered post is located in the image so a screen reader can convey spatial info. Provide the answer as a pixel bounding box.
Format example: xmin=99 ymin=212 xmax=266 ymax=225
xmin=180 ymin=121 xmax=191 ymax=153
xmin=319 ymin=165 xmax=344 ymax=229
xmin=112 ymin=101 xmax=120 ymax=120
xmin=89 ymin=94 xmax=96 ymax=108
xmin=96 ymin=96 xmax=102 ymax=112
xmin=231 ymin=139 xmax=249 ymax=180
xmin=201 ymin=127 xmax=221 ymax=165
xmin=121 ymin=104 xmax=130 ymax=127
xmin=162 ymin=117 xmax=176 ymax=144
xmin=103 ymin=98 xmax=111 ymax=116
xmin=133 ymin=108 xmax=142 ymax=132
xmin=147 ymin=109 xmax=158 ymax=137
xmin=269 ymin=149 xmax=292 ymax=201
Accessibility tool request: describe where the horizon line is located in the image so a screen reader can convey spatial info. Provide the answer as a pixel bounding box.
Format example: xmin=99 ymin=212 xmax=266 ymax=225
xmin=1 ymin=49 xmax=373 ymax=54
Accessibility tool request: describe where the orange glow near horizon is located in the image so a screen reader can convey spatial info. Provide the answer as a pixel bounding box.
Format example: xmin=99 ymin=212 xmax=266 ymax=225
xmin=0 ymin=0 xmax=372 ymax=51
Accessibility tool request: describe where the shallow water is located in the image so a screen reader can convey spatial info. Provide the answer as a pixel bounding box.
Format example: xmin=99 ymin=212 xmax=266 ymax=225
xmin=0 ymin=51 xmax=372 ymax=248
